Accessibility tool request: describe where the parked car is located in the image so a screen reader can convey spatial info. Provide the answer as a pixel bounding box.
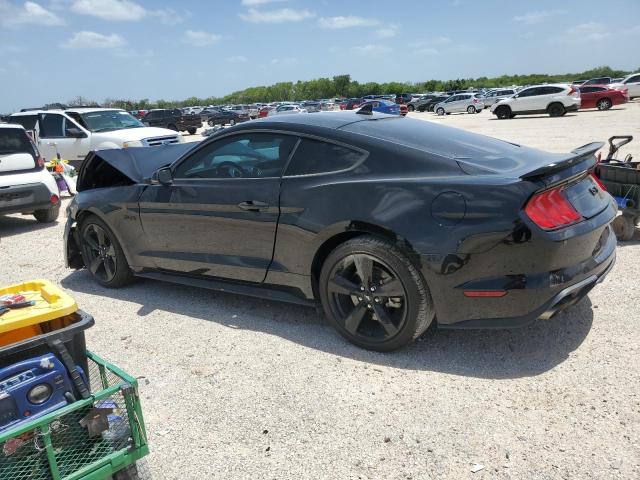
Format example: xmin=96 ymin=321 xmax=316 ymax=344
xmin=202 ymin=108 xmax=249 ymax=127
xmin=578 ymin=85 xmax=629 ymax=110
xmin=434 ymin=93 xmax=484 ymax=115
xmin=481 ymin=89 xmax=516 ymax=108
xmin=395 ymin=94 xmax=413 ymax=104
xmin=0 ymin=124 xmax=60 ymax=223
xmin=340 ymin=98 xmax=364 ymax=111
xmin=609 ymin=72 xmax=640 ymax=99
xmin=357 ymin=100 xmax=401 ymax=115
xmin=142 ymin=108 xmax=201 ymax=135
xmin=64 ymin=111 xmax=616 ymax=351
xmin=183 ymin=106 xmax=204 ymax=116
xmin=227 ymin=104 xmax=258 ymax=119
xmin=490 ymin=84 xmax=581 ymax=119
xmin=407 ymin=95 xmax=439 ymax=112
xmin=582 ymin=77 xmax=612 ymax=86
xmin=8 ymin=108 xmax=180 ymax=167
xmin=269 ymin=104 xmax=308 ymax=116
xmin=300 ymin=101 xmax=322 ymax=113
xmin=423 ymin=95 xmax=451 ymax=112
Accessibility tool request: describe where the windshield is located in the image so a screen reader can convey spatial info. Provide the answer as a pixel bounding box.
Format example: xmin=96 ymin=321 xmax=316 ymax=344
xmin=80 ymin=110 xmax=144 ymax=133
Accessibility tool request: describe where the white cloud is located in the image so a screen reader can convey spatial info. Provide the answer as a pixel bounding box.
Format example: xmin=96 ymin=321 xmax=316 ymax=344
xmin=241 ymin=0 xmax=285 ymax=5
xmin=567 ymin=22 xmax=610 ymax=41
xmin=318 ymin=15 xmax=379 ymax=29
xmin=61 ymin=31 xmax=126 ymax=49
xmin=0 ymin=1 xmax=64 ymax=26
xmin=376 ymin=24 xmax=398 ymax=38
xmin=228 ymin=55 xmax=248 ymax=63
xmin=151 ymin=8 xmax=188 ymax=25
xmin=410 ymin=37 xmax=452 ymax=55
xmin=351 ymin=44 xmax=391 ymax=56
xmin=182 ymin=30 xmax=222 ymax=47
xmin=240 ymin=7 xmax=314 ymax=23
xmin=514 ymin=9 xmax=563 ymax=25
xmin=270 ymin=57 xmax=297 ymax=65
xmin=71 ymin=0 xmax=145 ymax=21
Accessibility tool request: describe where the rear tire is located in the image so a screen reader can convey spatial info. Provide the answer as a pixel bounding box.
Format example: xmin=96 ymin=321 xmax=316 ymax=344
xmin=229 ymin=119 xmax=236 ymax=126
xmin=597 ymin=98 xmax=612 ymax=111
xmin=319 ymin=235 xmax=435 ymax=352
xmin=407 ymin=104 xmax=415 ymax=112
xmin=495 ymin=105 xmax=511 ymax=119
xmin=612 ymin=215 xmax=635 ymax=241
xmin=207 ymin=119 xmax=215 ymax=127
xmin=33 ymin=205 xmax=59 ymax=223
xmin=187 ymin=127 xmax=197 ymax=135
xmin=79 ymin=215 xmax=134 ymax=288
xmin=467 ymin=105 xmax=476 ymax=114
xmin=547 ymin=103 xmax=565 ymax=117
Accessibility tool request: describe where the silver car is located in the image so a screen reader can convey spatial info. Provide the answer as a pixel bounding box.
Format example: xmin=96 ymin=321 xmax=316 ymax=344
xmin=433 ymin=93 xmax=484 ymax=115
xmin=481 ymin=88 xmax=516 ymax=108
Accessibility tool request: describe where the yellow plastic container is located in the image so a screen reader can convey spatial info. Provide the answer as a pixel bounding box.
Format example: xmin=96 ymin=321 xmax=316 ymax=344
xmin=0 ymin=279 xmax=77 ymax=337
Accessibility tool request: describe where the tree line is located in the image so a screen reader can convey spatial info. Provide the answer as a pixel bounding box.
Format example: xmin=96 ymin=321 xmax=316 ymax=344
xmin=58 ymin=65 xmax=635 ymax=111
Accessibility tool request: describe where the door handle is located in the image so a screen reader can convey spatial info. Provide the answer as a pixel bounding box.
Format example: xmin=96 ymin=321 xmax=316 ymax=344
xmin=238 ymin=201 xmax=269 ymax=212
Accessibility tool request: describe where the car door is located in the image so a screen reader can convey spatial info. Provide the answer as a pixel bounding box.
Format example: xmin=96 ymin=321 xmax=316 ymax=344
xmin=511 ymin=87 xmax=539 ymax=112
xmin=138 ymin=131 xmax=299 ymax=283
xmin=623 ymin=74 xmax=640 ymax=97
xmin=579 ymin=86 xmax=597 ymax=108
xmin=37 ymin=113 xmax=90 ymax=162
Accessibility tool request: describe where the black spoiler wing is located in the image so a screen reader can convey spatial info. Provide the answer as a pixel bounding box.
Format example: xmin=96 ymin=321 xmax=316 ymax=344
xmin=520 ymin=142 xmax=604 ymax=181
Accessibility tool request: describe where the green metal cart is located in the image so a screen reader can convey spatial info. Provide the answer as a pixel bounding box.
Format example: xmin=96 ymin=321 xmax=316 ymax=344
xmin=0 ymin=351 xmax=149 ymax=480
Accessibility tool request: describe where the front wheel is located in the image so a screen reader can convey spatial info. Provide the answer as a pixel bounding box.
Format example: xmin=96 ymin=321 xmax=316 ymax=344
xmin=597 ymin=98 xmax=612 ymax=111
xmin=436 ymin=107 xmax=445 ymax=116
xmin=407 ymin=104 xmax=415 ymax=112
xmin=187 ymin=127 xmax=197 ymax=135
xmin=207 ymin=119 xmax=215 ymax=127
xmin=79 ymin=216 xmax=133 ymax=288
xmin=319 ymin=236 xmax=435 ymax=351
xmin=229 ymin=119 xmax=236 ymax=126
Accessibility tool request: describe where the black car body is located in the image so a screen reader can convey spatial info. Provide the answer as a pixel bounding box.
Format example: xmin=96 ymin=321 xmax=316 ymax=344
xmin=201 ymin=108 xmax=249 ymax=127
xmin=407 ymin=95 xmax=438 ymax=112
xmin=423 ymin=95 xmax=451 ymax=112
xmin=142 ymin=109 xmax=201 ymax=134
xmin=64 ymin=112 xmax=616 ymax=351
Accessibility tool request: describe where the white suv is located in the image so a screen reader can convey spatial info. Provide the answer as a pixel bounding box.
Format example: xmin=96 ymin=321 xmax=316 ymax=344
xmin=609 ymin=73 xmax=640 ymax=99
xmin=8 ymin=108 xmax=181 ymax=167
xmin=490 ymin=84 xmax=581 ymax=119
xmin=0 ymin=124 xmax=60 ymax=223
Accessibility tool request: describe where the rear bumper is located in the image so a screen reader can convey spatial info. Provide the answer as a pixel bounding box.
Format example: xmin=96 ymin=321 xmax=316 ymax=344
xmin=427 ymin=215 xmax=617 ymax=329
xmin=566 ymin=103 xmax=579 ymax=112
xmin=0 ymin=182 xmax=54 ymax=215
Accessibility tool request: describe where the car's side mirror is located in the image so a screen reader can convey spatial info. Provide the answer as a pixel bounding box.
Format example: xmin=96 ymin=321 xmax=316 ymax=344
xmin=153 ymin=167 xmax=173 ymax=185
xmin=67 ymin=127 xmax=87 ymax=138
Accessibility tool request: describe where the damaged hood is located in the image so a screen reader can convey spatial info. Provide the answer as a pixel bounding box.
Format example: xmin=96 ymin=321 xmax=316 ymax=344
xmin=78 ymin=143 xmax=197 ymax=189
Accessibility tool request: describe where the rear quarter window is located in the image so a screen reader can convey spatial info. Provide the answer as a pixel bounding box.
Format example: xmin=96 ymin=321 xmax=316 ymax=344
xmin=285 ymin=138 xmax=365 ymax=176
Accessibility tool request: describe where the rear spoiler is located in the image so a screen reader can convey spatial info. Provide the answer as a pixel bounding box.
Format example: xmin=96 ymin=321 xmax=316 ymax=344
xmin=520 ymin=142 xmax=604 ymax=180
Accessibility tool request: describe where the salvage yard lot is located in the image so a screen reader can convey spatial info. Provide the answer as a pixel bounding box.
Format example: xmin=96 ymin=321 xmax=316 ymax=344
xmin=2 ymin=103 xmax=639 ymax=479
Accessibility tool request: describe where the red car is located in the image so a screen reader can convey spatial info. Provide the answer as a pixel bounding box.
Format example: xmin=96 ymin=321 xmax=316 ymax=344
xmin=579 ymin=85 xmax=628 ymax=110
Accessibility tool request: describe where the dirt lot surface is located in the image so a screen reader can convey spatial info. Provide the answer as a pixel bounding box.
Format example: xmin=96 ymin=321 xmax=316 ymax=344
xmin=1 ymin=102 xmax=639 ymax=479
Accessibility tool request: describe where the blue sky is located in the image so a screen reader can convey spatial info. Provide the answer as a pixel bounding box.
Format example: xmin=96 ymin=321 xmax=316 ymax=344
xmin=0 ymin=0 xmax=639 ymax=111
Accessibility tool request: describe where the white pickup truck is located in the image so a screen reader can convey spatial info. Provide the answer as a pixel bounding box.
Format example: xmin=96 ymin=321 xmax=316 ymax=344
xmin=8 ymin=108 xmax=181 ymax=166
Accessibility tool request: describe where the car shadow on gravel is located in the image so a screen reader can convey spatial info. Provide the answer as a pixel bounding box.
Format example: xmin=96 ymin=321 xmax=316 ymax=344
xmin=488 ymin=115 xmax=579 ymax=121
xmin=61 ymin=270 xmax=594 ymax=380
xmin=0 ymin=214 xmax=60 ymax=239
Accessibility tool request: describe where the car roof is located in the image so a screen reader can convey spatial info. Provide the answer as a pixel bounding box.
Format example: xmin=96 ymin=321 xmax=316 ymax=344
xmin=242 ymin=111 xmax=395 ymax=130
xmin=10 ymin=107 xmax=124 ymax=116
xmin=0 ymin=123 xmax=26 ymax=130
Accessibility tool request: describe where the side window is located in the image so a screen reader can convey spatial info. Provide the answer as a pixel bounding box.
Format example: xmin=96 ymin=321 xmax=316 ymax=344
xmin=39 ymin=113 xmax=65 ymax=138
xmin=8 ymin=115 xmax=38 ymax=131
xmin=174 ymin=133 xmax=296 ymax=179
xmin=518 ymin=88 xmax=538 ymax=97
xmin=627 ymin=75 xmax=640 ymax=84
xmin=580 ymin=87 xmax=595 ymax=93
xmin=285 ymin=138 xmax=365 ymax=176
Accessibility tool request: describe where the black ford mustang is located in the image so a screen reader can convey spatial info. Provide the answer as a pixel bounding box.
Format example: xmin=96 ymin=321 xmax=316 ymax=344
xmin=65 ymin=111 xmax=616 ymax=351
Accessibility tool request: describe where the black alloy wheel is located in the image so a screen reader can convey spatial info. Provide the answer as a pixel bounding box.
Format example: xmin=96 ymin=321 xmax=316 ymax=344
xmin=547 ymin=103 xmax=565 ymax=117
xmin=319 ymin=236 xmax=434 ymax=351
xmin=495 ymin=105 xmax=511 ymax=119
xmin=82 ymin=223 xmax=117 ymax=283
xmin=79 ymin=216 xmax=133 ymax=288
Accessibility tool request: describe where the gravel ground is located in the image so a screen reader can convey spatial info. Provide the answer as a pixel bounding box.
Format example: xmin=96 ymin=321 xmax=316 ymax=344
xmin=1 ymin=102 xmax=639 ymax=479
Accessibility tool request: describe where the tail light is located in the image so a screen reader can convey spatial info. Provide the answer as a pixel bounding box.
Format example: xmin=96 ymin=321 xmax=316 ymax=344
xmin=524 ymin=185 xmax=582 ymax=230
xmin=473 ymin=98 xmax=479 ymax=103
xmin=50 ymin=194 xmax=59 ymax=205
xmin=35 ymin=155 xmax=45 ymax=168
xmin=568 ymin=85 xmax=579 ymax=96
